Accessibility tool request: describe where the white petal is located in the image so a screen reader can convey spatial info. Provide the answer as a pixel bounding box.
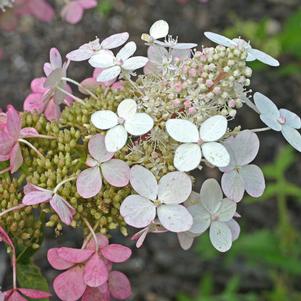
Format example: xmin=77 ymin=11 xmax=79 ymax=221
xmin=166 ymin=119 xmax=199 ymax=143
xmin=240 ymin=164 xmax=265 ymax=198
xmin=177 ymin=232 xmax=196 ymax=250
xmin=130 ymin=165 xmax=158 ymax=200
xmin=157 ymin=204 xmax=193 ymax=232
xmin=117 ymin=99 xmax=137 ymax=120
xmin=281 ymin=125 xmax=301 ymax=152
xmin=184 ymin=191 xmax=201 ymax=207
xmin=116 ymin=41 xmax=137 ymax=61
xmin=158 ymin=171 xmax=192 ymax=204
xmin=122 ymin=56 xmax=149 ymax=71
xmin=204 ymin=32 xmax=236 ymax=47
xmin=124 ymin=113 xmax=154 ymax=136
xmin=217 ymin=198 xmax=237 ymax=222
xmin=199 ymin=115 xmax=228 ymax=142
xmin=100 ymin=32 xmax=129 ymax=49
xmin=88 ymin=50 xmax=115 ymax=68
xmin=105 ymin=125 xmax=128 ymax=152
xmin=226 ymin=219 xmax=240 ymax=241
xmin=254 ymin=92 xmax=280 ymax=118
xmin=96 ymin=66 xmax=121 ymax=82
xmin=201 ymin=142 xmax=230 ymax=167
xmin=187 ymin=204 xmax=211 ymax=234
xmin=200 ymin=178 xmax=223 ymax=215
xmin=173 ymin=143 xmax=202 ymax=172
xmin=172 ymin=43 xmax=197 ymax=50
xmin=120 ymin=195 xmax=156 ymax=228
xmin=260 ymin=114 xmax=282 ymax=131
xmin=279 ymin=109 xmax=301 ymax=129
xmin=221 ymin=170 xmax=245 ymax=202
xmin=248 ymin=48 xmax=280 ymax=67
xmin=149 ymin=20 xmax=169 ymax=40
xmin=91 ymin=110 xmax=118 ymax=130
xmin=209 ymin=221 xmax=232 ymax=252
xmin=66 ymin=48 xmax=94 ymax=61
xmin=147 ymin=45 xmax=168 ymax=63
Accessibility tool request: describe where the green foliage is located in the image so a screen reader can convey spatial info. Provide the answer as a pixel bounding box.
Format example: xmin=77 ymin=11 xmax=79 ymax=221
xmin=17 ymin=262 xmax=49 ymax=301
xmin=97 ymin=0 xmax=114 ymax=16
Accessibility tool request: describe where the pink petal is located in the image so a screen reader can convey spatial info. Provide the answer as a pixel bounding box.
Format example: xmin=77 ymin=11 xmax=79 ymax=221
xmin=23 ymin=183 xmax=50 ymax=194
xmin=53 ymin=266 xmax=86 ymax=301
xmin=50 ymin=194 xmax=75 ymax=225
xmin=22 ymin=191 xmax=52 ymax=205
xmin=85 ymin=234 xmax=109 ymax=251
xmin=6 ymin=291 xmax=26 ymax=301
xmin=47 ymin=248 xmax=74 ymax=270
xmin=6 ymin=105 xmax=21 ymax=140
xmin=79 ymin=78 xmax=99 ymax=94
xmin=18 ymin=288 xmax=51 ymax=299
xmin=43 ymin=63 xmax=53 ymax=77
xmin=101 ymin=244 xmax=132 ymax=263
xmin=10 ymin=143 xmax=23 ymax=173
xmin=109 ymin=271 xmax=132 ymax=300
xmin=78 ymin=0 xmax=97 ymax=9
xmin=19 ymin=127 xmax=39 ymax=138
xmin=0 ymin=131 xmax=15 ymax=158
xmin=81 ymin=286 xmax=110 ymax=301
xmin=30 ymin=77 xmax=47 ymax=93
xmin=57 ymin=247 xmax=94 ymax=264
xmin=23 ymin=93 xmax=46 ymax=114
xmin=84 ymin=253 xmax=108 ymax=287
xmin=88 ymin=134 xmax=114 ymax=163
xmin=101 ymin=159 xmax=130 ymax=187
xmin=76 ymin=167 xmax=102 ymax=199
xmin=44 ymin=99 xmax=61 ymax=121
xmin=131 ymin=228 xmax=149 ymax=248
xmin=61 ymin=2 xmax=84 ymax=24
xmin=28 ymin=0 xmax=55 ymax=22
xmin=49 ymin=48 xmax=62 ymax=69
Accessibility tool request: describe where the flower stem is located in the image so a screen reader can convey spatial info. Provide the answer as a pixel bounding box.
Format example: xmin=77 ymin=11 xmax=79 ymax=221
xmin=0 ymin=204 xmax=25 ymax=219
xmin=82 ymin=220 xmax=99 ymax=250
xmin=56 ymin=86 xmax=85 ymax=105
xmin=62 ymin=77 xmax=99 ymax=101
xmin=251 ymin=127 xmax=271 ymax=133
xmin=35 ymin=134 xmax=56 ymax=140
xmin=0 ymin=167 xmax=10 ymax=175
xmin=53 ymin=176 xmax=77 ymax=194
xmin=18 ymin=139 xmax=44 ymax=159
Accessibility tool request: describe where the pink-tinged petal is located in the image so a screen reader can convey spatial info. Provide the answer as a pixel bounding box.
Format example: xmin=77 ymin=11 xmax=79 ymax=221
xmin=23 ymin=183 xmax=50 ymax=194
xmin=88 ymin=134 xmax=114 ymax=163
xmin=57 ymin=247 xmax=94 ymax=264
xmin=84 ymin=253 xmax=108 ymax=287
xmin=0 ymin=226 xmax=14 ymax=248
xmin=131 ymin=227 xmax=149 ymax=248
xmin=78 ymin=0 xmax=97 ymax=9
xmin=50 ymin=194 xmax=75 ymax=225
xmin=47 ymin=248 xmax=74 ymax=270
xmin=6 ymin=291 xmax=26 ymax=301
xmin=221 ymin=170 xmax=245 ymax=202
xmin=45 ymin=99 xmax=61 ymax=121
xmin=120 ymin=195 xmax=156 ymax=228
xmin=240 ymin=164 xmax=265 ymax=198
xmin=61 ymin=2 xmax=84 ymax=24
xmin=0 ymin=131 xmax=15 ymax=157
xmin=177 ymin=232 xmax=196 ymax=250
xmin=43 ymin=63 xmax=52 ymax=77
xmin=112 ymin=81 xmax=124 ymax=90
xmin=22 ymin=191 xmax=52 ymax=205
xmin=100 ymin=32 xmax=129 ymax=50
xmin=101 ymin=159 xmax=130 ymax=187
xmin=53 ymin=266 xmax=86 ymax=301
xmin=101 ymin=244 xmax=132 ymax=263
xmin=157 ymin=204 xmax=193 ymax=233
xmin=85 ymin=234 xmax=109 ymax=251
xmin=79 ymin=78 xmax=99 ymax=94
xmin=19 ymin=127 xmax=39 ymax=138
xmin=49 ymin=48 xmax=62 ymax=69
xmin=66 ymin=48 xmax=94 ymax=62
xmin=109 ymin=271 xmax=132 ymax=300
xmin=158 ymin=171 xmax=192 ymax=204
xmin=18 ymin=288 xmax=51 ymax=299
xmin=31 ymin=77 xmax=47 ymax=93
xmin=10 ymin=143 xmax=23 ymax=173
xmin=82 ymin=286 xmax=110 ymax=301
xmin=6 ymin=105 xmax=21 ymax=139
xmin=63 ymin=83 xmax=74 ymax=106
xmin=28 ymin=0 xmax=55 ymax=22
xmin=23 ymin=94 xmax=46 ymax=114
xmin=76 ymin=167 xmax=102 ymax=199
xmin=130 ymin=165 xmax=158 ymax=200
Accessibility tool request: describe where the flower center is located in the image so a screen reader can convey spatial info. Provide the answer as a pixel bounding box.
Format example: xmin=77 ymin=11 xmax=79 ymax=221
xmin=115 ymin=58 xmax=124 ymax=66
xmin=278 ymin=115 xmax=286 ymax=125
xmin=154 ymin=199 xmax=162 ymax=206
xmin=118 ymin=117 xmax=125 ymax=124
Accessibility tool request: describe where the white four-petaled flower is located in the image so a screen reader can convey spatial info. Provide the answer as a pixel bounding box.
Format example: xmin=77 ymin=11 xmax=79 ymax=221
xmin=88 ymin=41 xmax=148 ymax=82
xmin=166 ymin=115 xmax=230 ymax=171
xmin=91 ymin=99 xmax=154 ymax=152
xmin=120 ymin=165 xmax=193 ymax=232
xmin=254 ymin=92 xmax=301 ymax=152
xmin=204 ymin=32 xmax=280 ymax=67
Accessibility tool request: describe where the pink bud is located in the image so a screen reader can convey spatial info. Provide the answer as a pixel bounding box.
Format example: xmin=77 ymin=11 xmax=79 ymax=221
xmin=188 ymin=107 xmax=197 ymax=115
xmin=184 ymin=100 xmax=191 ymax=108
xmin=206 ymin=79 xmax=214 ymax=88
xmin=228 ymin=99 xmax=236 ymax=108
xmin=173 ymin=82 xmax=183 ymax=93
xmin=172 ymin=99 xmax=181 ymax=107
xmin=213 ymin=86 xmax=221 ymax=95
xmin=189 ymin=68 xmax=197 ymax=77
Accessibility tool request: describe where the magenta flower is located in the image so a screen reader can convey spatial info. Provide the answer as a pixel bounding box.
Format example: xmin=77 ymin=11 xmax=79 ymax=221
xmin=24 ymin=48 xmax=73 ymax=121
xmin=48 ymin=234 xmax=132 ymax=301
xmin=22 ymin=184 xmax=76 ymax=225
xmin=61 ymin=0 xmax=97 ymax=24
xmin=76 ymin=134 xmax=130 ymax=199
xmin=0 ymin=105 xmax=45 ymax=173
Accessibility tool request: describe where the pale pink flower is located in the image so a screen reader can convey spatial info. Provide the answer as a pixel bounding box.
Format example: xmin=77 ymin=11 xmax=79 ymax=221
xmin=61 ymin=0 xmax=97 ymax=24
xmin=0 ymin=105 xmax=42 ymax=173
xmin=22 ymin=184 xmax=75 ymax=225
xmin=76 ymin=134 xmax=130 ymax=199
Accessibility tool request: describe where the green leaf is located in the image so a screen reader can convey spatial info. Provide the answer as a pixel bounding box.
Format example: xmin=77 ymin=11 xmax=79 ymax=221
xmin=17 ymin=262 xmax=49 ymax=301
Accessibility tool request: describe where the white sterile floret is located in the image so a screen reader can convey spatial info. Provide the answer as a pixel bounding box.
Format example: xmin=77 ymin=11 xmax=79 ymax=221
xmin=254 ymin=92 xmax=301 ymax=152
xmin=166 ymin=115 xmax=230 ymax=171
xmin=141 ymin=20 xmax=169 ymax=44
xmin=120 ymin=165 xmax=193 ymax=233
xmin=204 ymin=32 xmax=280 ymax=67
xmin=88 ymin=41 xmax=148 ymax=82
xmin=188 ymin=179 xmax=238 ymax=252
xmin=91 ymin=99 xmax=154 ymax=152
